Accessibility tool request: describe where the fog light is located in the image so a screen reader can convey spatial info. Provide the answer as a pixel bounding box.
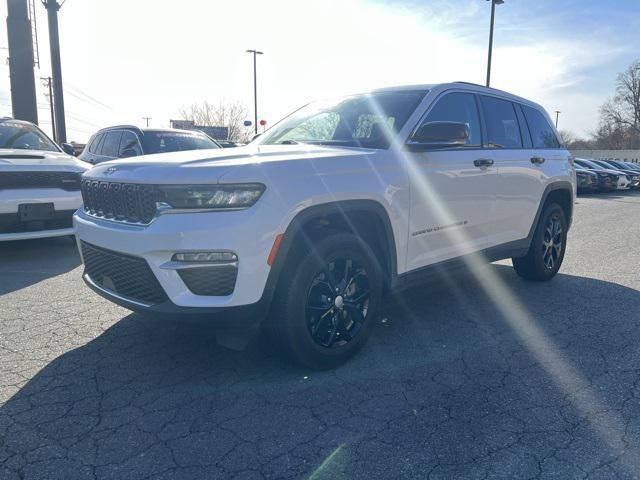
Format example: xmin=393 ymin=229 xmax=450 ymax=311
xmin=172 ymin=252 xmax=238 ymax=263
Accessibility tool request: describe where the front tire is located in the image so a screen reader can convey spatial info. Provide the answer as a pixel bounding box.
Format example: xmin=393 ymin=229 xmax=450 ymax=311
xmin=512 ymin=202 xmax=567 ymax=281
xmin=268 ymin=232 xmax=383 ymax=370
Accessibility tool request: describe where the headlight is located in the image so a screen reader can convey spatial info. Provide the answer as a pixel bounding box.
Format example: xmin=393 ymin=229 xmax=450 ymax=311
xmin=157 ymin=184 xmax=265 ymax=210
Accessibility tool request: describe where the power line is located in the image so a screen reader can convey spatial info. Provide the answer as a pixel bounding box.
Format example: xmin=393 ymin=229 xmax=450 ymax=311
xmin=67 ymin=84 xmax=113 ymax=110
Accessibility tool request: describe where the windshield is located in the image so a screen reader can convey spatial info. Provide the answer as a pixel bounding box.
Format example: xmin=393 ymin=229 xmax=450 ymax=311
xmin=259 ymin=90 xmax=426 ymax=149
xmin=0 ymin=120 xmax=59 ymax=152
xmin=141 ymin=131 xmax=220 ymax=154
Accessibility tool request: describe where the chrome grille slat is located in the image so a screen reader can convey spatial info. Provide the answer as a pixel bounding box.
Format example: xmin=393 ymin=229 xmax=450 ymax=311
xmin=81 ymin=179 xmax=158 ymax=224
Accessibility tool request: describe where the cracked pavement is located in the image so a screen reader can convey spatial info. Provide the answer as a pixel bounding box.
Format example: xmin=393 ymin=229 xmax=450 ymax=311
xmin=2 ymin=192 xmax=640 ymax=479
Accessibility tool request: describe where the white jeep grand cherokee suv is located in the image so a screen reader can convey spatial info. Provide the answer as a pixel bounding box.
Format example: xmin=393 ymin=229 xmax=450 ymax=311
xmin=1 ymin=118 xmax=88 ymax=241
xmin=74 ymin=82 xmax=576 ymax=369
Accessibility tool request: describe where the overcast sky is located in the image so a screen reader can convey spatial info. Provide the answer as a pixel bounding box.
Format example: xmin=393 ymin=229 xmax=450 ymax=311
xmin=0 ymin=0 xmax=638 ymax=142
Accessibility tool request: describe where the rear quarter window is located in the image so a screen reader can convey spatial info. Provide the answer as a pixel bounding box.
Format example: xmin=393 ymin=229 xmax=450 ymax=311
xmin=522 ymin=105 xmax=561 ymax=149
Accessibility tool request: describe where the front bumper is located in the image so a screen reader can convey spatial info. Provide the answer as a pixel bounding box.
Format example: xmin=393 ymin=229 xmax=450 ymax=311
xmin=0 ymin=188 xmax=81 ymax=240
xmin=74 ymin=205 xmax=278 ymax=312
xmin=82 ymin=271 xmax=269 ymax=328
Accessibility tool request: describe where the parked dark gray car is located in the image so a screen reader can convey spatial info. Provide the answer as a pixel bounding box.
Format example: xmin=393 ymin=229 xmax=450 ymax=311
xmin=79 ymin=126 xmax=221 ymax=164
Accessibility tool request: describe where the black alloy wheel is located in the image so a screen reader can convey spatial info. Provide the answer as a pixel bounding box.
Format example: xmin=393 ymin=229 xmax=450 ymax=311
xmin=305 ymin=258 xmax=370 ymax=348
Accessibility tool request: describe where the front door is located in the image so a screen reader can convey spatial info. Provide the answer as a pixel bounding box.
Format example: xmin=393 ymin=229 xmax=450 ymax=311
xmin=405 ymin=91 xmax=497 ymax=271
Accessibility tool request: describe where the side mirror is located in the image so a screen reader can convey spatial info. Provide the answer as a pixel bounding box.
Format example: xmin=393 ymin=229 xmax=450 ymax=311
xmin=408 ymin=121 xmax=470 ymax=150
xmin=61 ymin=142 xmax=76 ymax=156
xmin=119 ymin=149 xmax=138 ymax=158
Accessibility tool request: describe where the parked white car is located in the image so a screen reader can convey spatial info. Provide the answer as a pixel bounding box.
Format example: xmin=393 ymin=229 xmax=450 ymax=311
xmin=74 ymin=82 xmax=576 ymax=368
xmin=0 ymin=118 xmax=89 ymax=241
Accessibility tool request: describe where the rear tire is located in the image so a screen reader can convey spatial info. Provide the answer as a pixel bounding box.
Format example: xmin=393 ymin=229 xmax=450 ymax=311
xmin=267 ymin=232 xmax=383 ymax=370
xmin=512 ymin=202 xmax=567 ymax=281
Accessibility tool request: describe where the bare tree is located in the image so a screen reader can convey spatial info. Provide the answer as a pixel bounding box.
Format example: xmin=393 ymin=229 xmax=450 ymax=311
xmin=178 ymin=101 xmax=252 ymax=143
xmin=555 ymin=130 xmax=591 ymax=149
xmin=600 ymin=60 xmax=640 ymax=134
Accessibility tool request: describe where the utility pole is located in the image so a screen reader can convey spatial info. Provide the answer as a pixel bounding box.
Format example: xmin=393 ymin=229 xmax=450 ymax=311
xmin=41 ymin=75 xmax=56 ymax=141
xmin=485 ymin=0 xmax=504 ymax=88
xmin=555 ymin=110 xmax=561 ymax=128
xmin=142 ymin=116 xmax=151 ymax=127
xmin=42 ymin=0 xmax=66 ymax=142
xmin=246 ymin=49 xmax=263 ymax=135
xmin=6 ymin=0 xmax=39 ymax=124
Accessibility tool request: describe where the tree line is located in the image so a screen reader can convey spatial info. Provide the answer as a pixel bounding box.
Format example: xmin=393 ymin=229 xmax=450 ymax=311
xmin=561 ymin=59 xmax=640 ymax=150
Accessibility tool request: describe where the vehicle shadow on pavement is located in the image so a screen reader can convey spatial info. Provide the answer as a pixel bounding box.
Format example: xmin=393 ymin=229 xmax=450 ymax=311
xmin=2 ymin=264 xmax=640 ymax=479
xmin=0 ymin=236 xmax=80 ymax=295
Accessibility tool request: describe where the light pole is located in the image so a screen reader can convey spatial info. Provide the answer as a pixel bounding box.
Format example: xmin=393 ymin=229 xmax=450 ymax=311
xmin=486 ymin=0 xmax=504 ymax=88
xmin=42 ymin=0 xmax=67 ymax=143
xmin=246 ymin=49 xmax=263 ymax=135
xmin=555 ymin=111 xmax=561 ymax=128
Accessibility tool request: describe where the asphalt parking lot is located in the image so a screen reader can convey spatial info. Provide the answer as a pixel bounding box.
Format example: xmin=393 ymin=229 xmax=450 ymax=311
xmin=2 ymin=193 xmax=640 ymax=480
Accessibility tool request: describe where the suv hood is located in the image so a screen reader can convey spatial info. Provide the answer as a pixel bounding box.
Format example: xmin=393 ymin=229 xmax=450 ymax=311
xmin=84 ymin=144 xmax=372 ymax=183
xmin=0 ymin=148 xmax=88 ymax=172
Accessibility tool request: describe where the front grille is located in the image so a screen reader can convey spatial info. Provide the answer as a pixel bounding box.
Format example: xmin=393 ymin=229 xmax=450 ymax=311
xmin=0 ymin=210 xmax=74 ymax=234
xmin=178 ymin=265 xmax=238 ymax=296
xmin=81 ymin=241 xmax=168 ymax=305
xmin=0 ymin=171 xmax=81 ymax=191
xmin=81 ymin=180 xmax=159 ymax=224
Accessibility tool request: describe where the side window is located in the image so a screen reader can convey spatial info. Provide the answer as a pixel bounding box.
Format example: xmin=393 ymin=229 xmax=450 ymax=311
xmin=514 ymin=104 xmax=533 ymax=149
xmin=522 ymin=105 xmax=561 ymax=148
xmin=480 ymin=96 xmax=522 ymax=148
xmin=101 ymin=130 xmax=123 ymax=157
xmin=89 ymin=133 xmax=104 ymax=154
xmin=118 ymin=130 xmax=143 ymax=156
xmin=419 ymin=92 xmax=482 ymax=146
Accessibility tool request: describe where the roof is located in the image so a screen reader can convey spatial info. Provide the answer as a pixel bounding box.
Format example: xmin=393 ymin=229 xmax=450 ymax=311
xmin=371 ymin=81 xmax=541 ymax=109
xmin=95 ymin=125 xmax=211 ymax=136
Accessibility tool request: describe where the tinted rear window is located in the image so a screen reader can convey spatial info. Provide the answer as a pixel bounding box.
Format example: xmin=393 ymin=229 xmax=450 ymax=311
xmin=522 ymin=105 xmax=561 ymax=149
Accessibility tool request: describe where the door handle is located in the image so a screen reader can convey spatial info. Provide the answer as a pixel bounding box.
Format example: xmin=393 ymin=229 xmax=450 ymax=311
xmin=473 ymin=158 xmax=494 ymax=168
xmin=531 ymin=156 xmax=546 ymax=165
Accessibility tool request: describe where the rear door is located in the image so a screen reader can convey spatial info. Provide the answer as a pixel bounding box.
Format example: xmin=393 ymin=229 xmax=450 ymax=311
xmin=405 ymin=91 xmax=498 ymax=270
xmin=481 ymin=96 xmax=546 ymax=247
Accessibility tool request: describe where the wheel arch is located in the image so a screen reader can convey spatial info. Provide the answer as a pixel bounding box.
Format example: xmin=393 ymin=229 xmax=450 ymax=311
xmin=263 ymin=200 xmax=398 ymax=303
xmin=528 ymin=181 xmax=574 ymax=242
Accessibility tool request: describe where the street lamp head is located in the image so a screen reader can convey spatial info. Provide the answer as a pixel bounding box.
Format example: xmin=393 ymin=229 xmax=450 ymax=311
xmin=246 ymin=50 xmax=264 ymax=55
xmin=487 ymin=0 xmax=505 ymax=4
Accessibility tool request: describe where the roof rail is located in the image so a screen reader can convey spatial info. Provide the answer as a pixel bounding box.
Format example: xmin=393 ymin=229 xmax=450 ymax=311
xmin=100 ymin=124 xmax=143 ymax=133
xmin=453 ymin=81 xmax=493 ymax=88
